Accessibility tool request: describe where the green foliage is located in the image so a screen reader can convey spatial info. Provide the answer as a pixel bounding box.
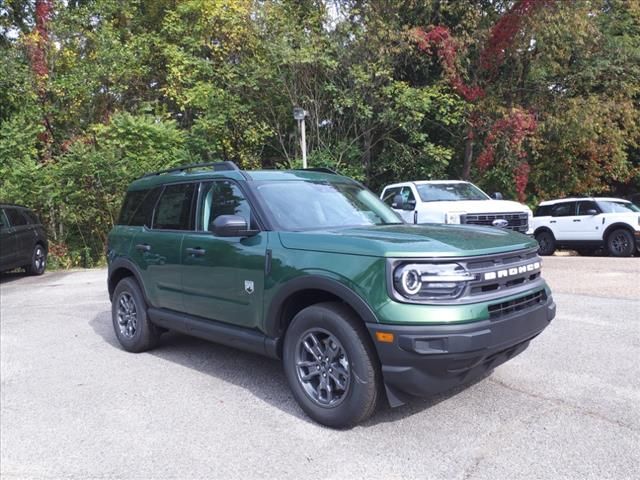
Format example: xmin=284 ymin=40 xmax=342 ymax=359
xmin=0 ymin=0 xmax=638 ymax=267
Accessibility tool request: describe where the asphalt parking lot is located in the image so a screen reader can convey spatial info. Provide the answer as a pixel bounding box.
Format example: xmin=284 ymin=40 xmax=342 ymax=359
xmin=1 ymin=256 xmax=639 ymax=479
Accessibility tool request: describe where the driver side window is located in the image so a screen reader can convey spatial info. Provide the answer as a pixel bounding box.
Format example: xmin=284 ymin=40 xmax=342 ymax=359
xmin=200 ymin=181 xmax=252 ymax=232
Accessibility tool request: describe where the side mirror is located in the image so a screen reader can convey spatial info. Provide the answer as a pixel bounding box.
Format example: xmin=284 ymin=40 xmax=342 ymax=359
xmin=212 ymin=215 xmax=258 ymax=237
xmin=586 ymin=209 xmax=598 ymax=215
xmin=491 ymin=192 xmax=504 ymax=200
xmin=392 ymin=194 xmax=404 ymax=209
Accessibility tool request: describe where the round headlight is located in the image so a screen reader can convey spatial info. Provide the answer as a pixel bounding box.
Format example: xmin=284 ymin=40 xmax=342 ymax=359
xmin=401 ymin=268 xmax=422 ymax=295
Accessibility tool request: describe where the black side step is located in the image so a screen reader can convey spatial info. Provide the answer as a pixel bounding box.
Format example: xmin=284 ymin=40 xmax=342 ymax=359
xmin=148 ymin=308 xmax=279 ymax=359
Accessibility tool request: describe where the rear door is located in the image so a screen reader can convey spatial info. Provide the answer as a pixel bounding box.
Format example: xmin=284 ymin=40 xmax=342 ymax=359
xmin=181 ymin=180 xmax=267 ymax=329
xmin=0 ymin=209 xmax=16 ymax=270
xmin=132 ymin=183 xmax=196 ymax=311
xmin=4 ymin=208 xmax=33 ymax=266
xmin=549 ymin=201 xmax=577 ymax=240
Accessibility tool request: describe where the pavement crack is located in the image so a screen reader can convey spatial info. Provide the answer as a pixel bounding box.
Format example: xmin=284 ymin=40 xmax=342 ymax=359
xmin=489 ymin=377 xmax=639 ymax=433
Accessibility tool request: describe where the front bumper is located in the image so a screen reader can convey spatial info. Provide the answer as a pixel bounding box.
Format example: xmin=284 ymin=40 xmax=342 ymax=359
xmin=367 ymin=295 xmax=556 ymax=407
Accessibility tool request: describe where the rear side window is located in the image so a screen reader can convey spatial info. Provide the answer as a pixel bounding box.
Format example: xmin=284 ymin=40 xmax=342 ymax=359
xmin=153 ymin=183 xmax=196 ymax=230
xmin=5 ymin=208 xmax=28 ymax=226
xmin=551 ymin=202 xmax=576 ymax=217
xmin=118 ymin=188 xmax=161 ymax=227
xmin=534 ymin=205 xmax=552 ymax=217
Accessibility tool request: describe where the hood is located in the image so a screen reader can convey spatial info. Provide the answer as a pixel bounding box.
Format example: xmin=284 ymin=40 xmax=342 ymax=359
xmin=279 ymin=223 xmax=538 ymax=258
xmin=422 ymin=199 xmax=531 ymax=215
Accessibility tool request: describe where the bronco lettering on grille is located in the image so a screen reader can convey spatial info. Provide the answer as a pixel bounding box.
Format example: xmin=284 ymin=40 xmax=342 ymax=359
xmin=483 ymin=261 xmax=540 ymax=281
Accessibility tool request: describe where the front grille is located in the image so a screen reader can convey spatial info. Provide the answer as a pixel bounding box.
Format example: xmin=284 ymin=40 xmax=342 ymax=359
xmin=464 ymin=212 xmax=529 ymax=233
xmin=488 ymin=290 xmax=547 ymax=319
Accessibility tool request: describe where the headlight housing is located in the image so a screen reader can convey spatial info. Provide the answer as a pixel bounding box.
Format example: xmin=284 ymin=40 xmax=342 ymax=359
xmin=392 ymin=263 xmax=476 ymax=301
xmin=444 ymin=212 xmax=465 ymax=224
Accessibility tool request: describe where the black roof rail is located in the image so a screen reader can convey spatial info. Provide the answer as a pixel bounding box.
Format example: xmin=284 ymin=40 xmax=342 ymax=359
xmin=294 ymin=167 xmax=338 ymax=175
xmin=141 ymin=161 xmax=240 ymax=178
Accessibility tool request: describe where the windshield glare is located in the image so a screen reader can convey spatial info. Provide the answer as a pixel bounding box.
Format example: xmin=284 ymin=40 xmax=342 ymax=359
xmin=416 ymin=183 xmax=490 ymax=202
xmin=254 ymin=180 xmax=403 ymax=230
xmin=597 ymin=201 xmax=640 ymax=213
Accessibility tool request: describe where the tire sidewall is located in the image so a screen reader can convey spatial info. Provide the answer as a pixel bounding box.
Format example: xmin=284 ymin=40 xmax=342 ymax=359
xmin=536 ymin=231 xmax=555 ymax=256
xmin=607 ymin=229 xmax=634 ymax=257
xmin=111 ymin=277 xmax=156 ymax=352
xmin=283 ymin=304 xmax=378 ymax=428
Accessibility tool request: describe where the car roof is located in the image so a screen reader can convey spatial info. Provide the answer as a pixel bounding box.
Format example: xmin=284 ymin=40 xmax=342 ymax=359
xmin=127 ymin=163 xmax=355 ymax=191
xmin=0 ymin=203 xmax=29 ymax=209
xmin=538 ymin=197 xmax=631 ymax=206
xmin=383 ymin=180 xmax=469 ymax=190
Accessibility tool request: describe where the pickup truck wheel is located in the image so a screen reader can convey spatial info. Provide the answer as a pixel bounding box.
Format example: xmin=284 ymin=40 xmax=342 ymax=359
xmin=283 ymin=302 xmax=380 ymax=428
xmin=535 ymin=231 xmax=556 ymax=256
xmin=111 ymin=277 xmax=160 ymax=353
xmin=607 ymin=229 xmax=634 ymax=257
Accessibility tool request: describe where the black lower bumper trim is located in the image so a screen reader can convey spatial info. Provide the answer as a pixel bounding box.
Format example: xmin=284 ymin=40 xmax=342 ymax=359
xmin=367 ymin=296 xmax=556 ymax=406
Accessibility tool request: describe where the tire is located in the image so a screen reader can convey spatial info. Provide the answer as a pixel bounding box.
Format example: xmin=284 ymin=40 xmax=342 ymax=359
xmin=111 ymin=277 xmax=160 ymax=353
xmin=24 ymin=244 xmax=47 ymax=275
xmin=283 ymin=302 xmax=381 ymax=428
xmin=607 ymin=229 xmax=635 ymax=257
xmin=535 ymin=231 xmax=556 ymax=256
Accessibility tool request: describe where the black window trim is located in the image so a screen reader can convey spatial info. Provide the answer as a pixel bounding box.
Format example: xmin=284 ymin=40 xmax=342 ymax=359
xmin=194 ymin=178 xmax=265 ymax=234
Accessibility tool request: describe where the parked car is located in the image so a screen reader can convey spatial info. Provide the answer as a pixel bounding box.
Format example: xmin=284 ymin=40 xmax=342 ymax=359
xmin=380 ymin=180 xmax=533 ymax=234
xmin=0 ymin=203 xmax=48 ymax=275
xmin=532 ymin=197 xmax=640 ymax=257
xmin=107 ymin=162 xmax=555 ymax=427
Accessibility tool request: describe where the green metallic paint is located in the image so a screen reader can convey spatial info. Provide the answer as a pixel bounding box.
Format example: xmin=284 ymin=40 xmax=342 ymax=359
xmin=109 ymin=168 xmax=551 ymax=336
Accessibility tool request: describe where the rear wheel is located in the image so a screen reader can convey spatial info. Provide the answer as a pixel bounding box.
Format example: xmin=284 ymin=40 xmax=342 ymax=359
xmin=535 ymin=231 xmax=556 ymax=256
xmin=111 ymin=277 xmax=160 ymax=353
xmin=24 ymin=244 xmax=46 ymax=275
xmin=283 ymin=302 xmax=380 ymax=428
xmin=607 ymin=229 xmax=635 ymax=257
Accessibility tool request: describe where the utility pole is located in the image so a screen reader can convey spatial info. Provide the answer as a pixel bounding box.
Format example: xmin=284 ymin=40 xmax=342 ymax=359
xmin=293 ymin=107 xmax=308 ymax=168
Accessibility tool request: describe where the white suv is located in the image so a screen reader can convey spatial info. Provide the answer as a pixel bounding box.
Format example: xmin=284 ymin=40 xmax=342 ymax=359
xmin=380 ymin=180 xmax=533 ymax=234
xmin=532 ymin=197 xmax=640 ymax=257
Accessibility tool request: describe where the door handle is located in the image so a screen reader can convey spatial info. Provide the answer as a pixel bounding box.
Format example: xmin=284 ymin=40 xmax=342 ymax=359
xmin=550 ymin=220 xmax=556 ymax=224
xmin=573 ymin=219 xmax=581 ymax=222
xmin=135 ymin=243 xmax=151 ymax=252
xmin=186 ymin=247 xmax=206 ymax=256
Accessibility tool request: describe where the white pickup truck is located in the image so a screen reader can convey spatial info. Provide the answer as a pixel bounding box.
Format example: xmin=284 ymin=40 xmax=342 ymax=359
xmin=380 ymin=180 xmax=533 ymax=234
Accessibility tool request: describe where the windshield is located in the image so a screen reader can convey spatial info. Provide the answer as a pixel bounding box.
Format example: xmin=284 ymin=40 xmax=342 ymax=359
xmin=597 ymin=200 xmax=640 ymax=213
xmin=416 ymin=183 xmax=490 ymax=202
xmin=254 ymin=180 xmax=403 ymax=231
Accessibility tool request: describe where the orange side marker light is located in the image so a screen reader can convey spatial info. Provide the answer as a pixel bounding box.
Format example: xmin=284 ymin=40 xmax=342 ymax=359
xmin=375 ymin=331 xmax=394 ymax=343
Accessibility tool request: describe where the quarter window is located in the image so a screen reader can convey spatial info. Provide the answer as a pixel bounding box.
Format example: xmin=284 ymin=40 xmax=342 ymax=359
xmin=153 ymin=183 xmax=196 ymax=230
xmin=200 ymin=181 xmax=252 ymax=231
xmin=5 ymin=208 xmax=28 ymax=226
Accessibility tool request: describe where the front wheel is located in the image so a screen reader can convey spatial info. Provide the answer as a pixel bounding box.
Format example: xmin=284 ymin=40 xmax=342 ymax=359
xmin=283 ymin=302 xmax=380 ymax=428
xmin=535 ymin=231 xmax=556 ymax=256
xmin=24 ymin=244 xmax=46 ymax=275
xmin=607 ymin=229 xmax=635 ymax=257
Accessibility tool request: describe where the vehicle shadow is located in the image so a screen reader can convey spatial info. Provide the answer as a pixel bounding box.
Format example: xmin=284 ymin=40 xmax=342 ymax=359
xmin=0 ymin=270 xmax=29 ymax=284
xmin=89 ymin=310 xmax=489 ymax=429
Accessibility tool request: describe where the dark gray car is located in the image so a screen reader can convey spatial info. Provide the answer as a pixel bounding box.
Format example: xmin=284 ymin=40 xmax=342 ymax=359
xmin=0 ymin=204 xmax=48 ymax=275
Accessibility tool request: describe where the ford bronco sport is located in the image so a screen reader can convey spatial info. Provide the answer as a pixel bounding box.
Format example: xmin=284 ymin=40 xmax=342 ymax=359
xmin=107 ymin=162 xmax=556 ymax=427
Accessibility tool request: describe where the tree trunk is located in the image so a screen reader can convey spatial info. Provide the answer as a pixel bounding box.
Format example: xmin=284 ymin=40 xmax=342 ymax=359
xmin=363 ymin=127 xmax=372 ymax=184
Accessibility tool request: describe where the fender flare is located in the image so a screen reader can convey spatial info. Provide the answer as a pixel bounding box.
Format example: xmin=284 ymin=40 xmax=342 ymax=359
xmin=533 ymin=226 xmax=555 ymax=239
xmin=107 ymin=257 xmax=151 ymax=303
xmin=264 ymin=275 xmax=379 ymax=338
xmin=603 ymin=222 xmax=636 ymax=241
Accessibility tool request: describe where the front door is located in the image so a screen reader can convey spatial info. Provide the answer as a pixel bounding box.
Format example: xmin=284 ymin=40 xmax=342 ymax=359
xmin=574 ymin=200 xmax=603 ymax=241
xmin=181 ymin=180 xmax=267 ymax=329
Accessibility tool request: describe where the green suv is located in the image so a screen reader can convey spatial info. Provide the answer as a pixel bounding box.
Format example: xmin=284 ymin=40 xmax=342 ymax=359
xmin=107 ymin=162 xmax=556 ymax=427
